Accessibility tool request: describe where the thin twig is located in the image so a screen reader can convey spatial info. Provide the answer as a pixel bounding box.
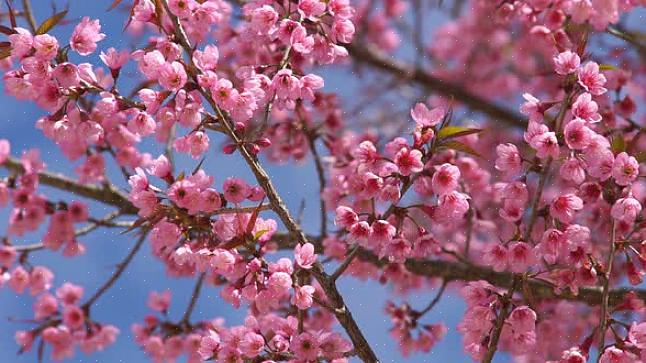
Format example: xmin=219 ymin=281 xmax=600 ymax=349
xmin=331 ymin=246 xmax=359 ymax=281
xmin=482 ymin=277 xmax=519 ymax=363
xmin=417 ymin=280 xmax=448 ymax=317
xmin=523 ymin=92 xmax=572 ymax=241
xmin=21 ymin=0 xmax=37 ymax=33
xmin=82 ymin=231 xmax=148 ymax=310
xmin=596 ymin=221 xmax=617 ymax=362
xmin=14 ymin=211 xmax=129 ymax=252
xmin=299 ymin=107 xmax=328 ymax=238
xmin=181 ymin=272 xmax=206 ymax=325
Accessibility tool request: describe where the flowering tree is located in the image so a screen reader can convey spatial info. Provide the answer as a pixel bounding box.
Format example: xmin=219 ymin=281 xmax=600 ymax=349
xmin=0 ymin=0 xmax=646 ymax=362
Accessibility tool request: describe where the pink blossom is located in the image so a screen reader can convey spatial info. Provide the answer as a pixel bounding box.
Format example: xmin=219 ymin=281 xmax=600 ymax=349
xmin=564 ymin=118 xmax=593 ymax=150
xmin=536 ymin=229 xmax=564 ymax=264
xmin=0 ymin=246 xmax=16 ymax=268
xmin=437 ymin=191 xmax=470 ymax=221
xmin=8 ymin=28 xmax=33 ymax=58
xmin=70 ymin=17 xmax=105 ymax=55
xmin=292 ymin=332 xmax=320 ymax=361
xmin=148 ymin=290 xmax=172 ymax=312
xmin=272 ymin=69 xmax=301 ymax=101
xmin=0 ymin=139 xmax=9 ymax=164
xmin=559 ymin=158 xmax=586 ymax=185
xmin=56 ymin=283 xmax=84 ymax=306
xmin=628 ymin=322 xmax=646 ymax=349
xmin=298 ymin=0 xmax=326 ymax=19
xmin=335 ymin=206 xmax=358 ymax=228
xmin=612 ymin=152 xmax=639 ymax=186
xmin=495 ymin=143 xmax=521 ymax=174
xmin=168 ymin=0 xmax=195 ymax=18
xmin=520 ymin=93 xmax=544 ymax=123
xmin=159 ymin=62 xmax=187 ymax=91
xmin=571 ymin=93 xmax=602 ymax=123
xmin=33 ymin=293 xmax=58 ymax=320
xmin=15 ymin=331 xmax=34 ymax=353
xmin=62 ymin=305 xmax=85 ymax=330
xmin=599 ymin=347 xmax=636 ymax=363
xmin=507 ymin=306 xmax=536 ymax=333
xmin=198 ymin=330 xmax=221 ymax=360
xmin=410 ymin=103 xmax=445 ymax=127
xmin=292 ymin=285 xmax=315 ymax=310
xmin=295 ymin=243 xmax=317 ymax=269
xmin=394 ymin=147 xmax=424 ymax=176
xmin=507 ymin=241 xmax=536 ymax=273
xmin=223 ymin=177 xmax=250 ymax=204
xmin=240 ymin=332 xmax=264 ymax=358
xmin=268 ymin=271 xmax=292 ymax=295
xmin=9 ymin=266 xmax=30 ymax=293
xmin=250 ymin=5 xmax=278 ymax=34
xmin=100 ymin=47 xmax=129 ymax=70
xmin=526 ymin=122 xmax=559 ymax=159
xmin=192 ymin=45 xmax=219 ymax=71
xmin=550 ymin=194 xmax=584 ymax=223
xmin=432 ymin=163 xmax=460 ymax=196
xmin=128 ymin=111 xmax=156 ymax=136
xmin=553 ymin=51 xmax=580 ymax=75
xmin=483 ymin=244 xmax=508 ymax=272
xmin=29 ymin=266 xmax=54 ymax=295
xmin=52 ymin=63 xmax=80 ymax=88
xmin=33 ymin=34 xmax=59 ymax=60
xmin=348 ymin=221 xmax=372 ymax=246
xmin=611 ymin=197 xmax=642 ymax=223
xmin=577 ymin=62 xmax=607 ymax=95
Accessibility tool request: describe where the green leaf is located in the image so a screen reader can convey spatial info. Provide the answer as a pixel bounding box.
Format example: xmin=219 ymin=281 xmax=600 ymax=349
xmin=611 ymin=136 xmax=626 ymax=153
xmin=439 ymin=140 xmax=482 ymax=158
xmin=253 ymin=229 xmax=270 ymax=241
xmin=599 ymin=64 xmax=617 ymax=71
xmin=36 ymin=10 xmax=68 ymax=35
xmin=436 ymin=126 xmax=482 ymax=140
xmin=636 ymin=151 xmax=646 ymax=164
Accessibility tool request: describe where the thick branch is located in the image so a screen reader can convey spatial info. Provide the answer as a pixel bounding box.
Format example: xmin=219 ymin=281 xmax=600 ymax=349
xmin=271 ymin=234 xmax=646 ymax=307
xmin=347 ymin=44 xmax=525 ymax=128
xmin=2 ymin=157 xmax=137 ymax=214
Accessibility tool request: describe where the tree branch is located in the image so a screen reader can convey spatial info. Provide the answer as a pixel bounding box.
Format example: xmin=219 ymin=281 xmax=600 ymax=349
xmin=81 ymin=231 xmax=148 ymax=310
xmin=161 ymin=4 xmax=380 ymax=360
xmin=271 ymin=233 xmax=646 ymax=307
xmin=347 ymin=44 xmax=526 ymax=128
xmin=181 ymin=272 xmax=205 ymax=325
xmin=596 ymin=221 xmax=617 ymax=362
xmin=2 ymin=157 xmax=138 ymax=214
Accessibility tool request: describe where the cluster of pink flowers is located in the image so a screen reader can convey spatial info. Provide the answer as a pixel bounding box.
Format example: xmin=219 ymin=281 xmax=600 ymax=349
xmin=458 ymin=281 xmax=538 ymax=360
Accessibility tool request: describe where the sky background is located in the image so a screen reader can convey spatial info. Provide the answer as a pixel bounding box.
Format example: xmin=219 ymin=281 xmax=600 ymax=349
xmin=1 ymin=2 xmax=643 ymax=363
